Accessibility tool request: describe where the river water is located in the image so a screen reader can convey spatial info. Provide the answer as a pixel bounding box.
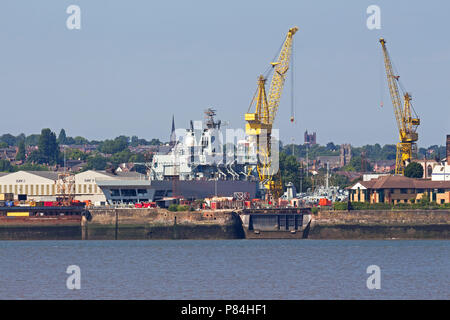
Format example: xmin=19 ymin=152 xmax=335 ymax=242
xmin=0 ymin=240 xmax=448 ymax=300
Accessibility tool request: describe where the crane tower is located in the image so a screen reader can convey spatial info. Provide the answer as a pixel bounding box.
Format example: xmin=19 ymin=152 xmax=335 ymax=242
xmin=379 ymin=38 xmax=420 ymax=175
xmin=245 ymin=26 xmax=298 ymax=201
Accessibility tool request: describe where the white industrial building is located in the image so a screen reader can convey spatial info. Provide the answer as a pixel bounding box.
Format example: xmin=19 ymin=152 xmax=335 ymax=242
xmin=0 ymin=171 xmax=61 ymax=202
xmin=0 ymin=170 xmax=146 ymax=205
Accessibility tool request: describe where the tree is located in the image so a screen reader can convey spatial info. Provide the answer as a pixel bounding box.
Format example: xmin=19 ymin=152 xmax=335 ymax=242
xmin=25 ymin=134 xmax=40 ymax=146
xmin=73 ymin=136 xmax=89 ymax=145
xmin=131 ymin=136 xmax=139 ymax=147
xmin=15 ymin=163 xmax=49 ymax=171
xmin=279 ymin=152 xmax=312 ymax=192
xmin=149 ymin=138 xmax=162 ymax=146
xmin=133 ymin=164 xmax=147 ymax=174
xmin=98 ymin=136 xmax=129 ymax=154
xmin=65 ymin=148 xmax=88 ymax=161
xmin=326 ymin=142 xmax=336 ymax=151
xmin=129 ymin=153 xmax=145 ymax=163
xmin=0 ymin=134 xmax=16 ymax=146
xmin=0 ymin=160 xmax=13 ymax=172
xmin=16 ymin=140 xmax=26 ymax=161
xmin=348 ymin=156 xmax=373 ymax=172
xmin=404 ymin=162 xmax=424 ymax=178
xmin=58 ymin=129 xmax=67 ymax=145
xmin=86 ymin=155 xmax=108 ymax=170
xmin=330 ymin=173 xmax=350 ymax=189
xmin=381 ymin=144 xmax=397 ymax=160
xmin=38 ymin=128 xmax=59 ymax=164
xmin=26 ymin=150 xmax=46 ymax=164
xmin=110 ymin=149 xmax=132 ymax=165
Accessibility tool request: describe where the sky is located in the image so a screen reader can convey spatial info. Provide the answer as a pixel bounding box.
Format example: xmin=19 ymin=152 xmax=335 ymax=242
xmin=0 ymin=0 xmax=449 ymax=147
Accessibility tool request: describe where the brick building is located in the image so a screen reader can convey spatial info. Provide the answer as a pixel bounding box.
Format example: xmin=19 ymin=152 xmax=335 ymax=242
xmin=349 ymin=175 xmax=450 ymax=205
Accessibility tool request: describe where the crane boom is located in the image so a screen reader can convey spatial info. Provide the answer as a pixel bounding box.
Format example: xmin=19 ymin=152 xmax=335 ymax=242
xmin=245 ymin=27 xmax=298 ymax=201
xmin=379 ymin=38 xmax=420 ymax=175
xmin=380 ymin=38 xmax=405 ymax=135
xmin=267 ymin=27 xmax=298 ymax=125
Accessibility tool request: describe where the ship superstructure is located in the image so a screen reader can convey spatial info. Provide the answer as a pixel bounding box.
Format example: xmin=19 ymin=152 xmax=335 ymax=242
xmin=150 ymin=109 xmax=258 ymax=181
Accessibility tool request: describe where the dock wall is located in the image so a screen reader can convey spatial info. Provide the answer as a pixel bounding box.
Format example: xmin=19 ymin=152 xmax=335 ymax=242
xmin=309 ymin=210 xmax=450 ymax=239
xmin=85 ymin=208 xmax=245 ymax=240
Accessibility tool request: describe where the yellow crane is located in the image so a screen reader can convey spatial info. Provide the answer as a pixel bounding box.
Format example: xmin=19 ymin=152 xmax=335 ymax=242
xmin=379 ymin=38 xmax=420 ymax=175
xmin=245 ymin=26 xmax=298 ymax=201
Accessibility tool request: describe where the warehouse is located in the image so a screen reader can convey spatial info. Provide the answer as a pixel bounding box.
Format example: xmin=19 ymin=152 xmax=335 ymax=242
xmin=74 ymin=170 xmax=147 ymax=205
xmin=0 ymin=170 xmax=147 ymax=204
xmin=0 ymin=170 xmax=257 ymax=205
xmin=97 ymin=180 xmax=258 ymax=205
xmin=0 ymin=171 xmax=60 ymax=201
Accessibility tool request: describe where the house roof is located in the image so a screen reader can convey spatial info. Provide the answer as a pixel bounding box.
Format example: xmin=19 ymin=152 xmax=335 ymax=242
xmin=351 ymin=175 xmax=450 ymax=190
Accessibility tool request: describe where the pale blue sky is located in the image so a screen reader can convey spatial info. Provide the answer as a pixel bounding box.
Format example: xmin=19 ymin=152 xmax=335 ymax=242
xmin=0 ymin=0 xmax=449 ymax=147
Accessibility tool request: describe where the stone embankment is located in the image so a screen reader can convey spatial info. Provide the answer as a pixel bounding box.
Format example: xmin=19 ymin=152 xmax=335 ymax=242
xmin=86 ymin=208 xmax=244 ymax=240
xmin=309 ymin=210 xmax=450 ymax=239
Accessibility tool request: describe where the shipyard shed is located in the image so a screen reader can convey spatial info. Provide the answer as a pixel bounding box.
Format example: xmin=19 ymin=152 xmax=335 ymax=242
xmin=73 ymin=170 xmax=147 ymax=205
xmin=96 ymin=179 xmax=258 ymax=205
xmin=0 ymin=171 xmax=60 ymax=201
xmin=0 ymin=170 xmax=147 ymax=204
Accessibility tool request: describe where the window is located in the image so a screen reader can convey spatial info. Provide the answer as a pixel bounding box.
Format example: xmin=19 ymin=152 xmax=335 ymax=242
xmin=121 ymin=189 xmax=137 ymax=197
xmin=111 ymin=189 xmax=121 ymax=197
xmin=137 ymin=189 xmax=148 ymax=196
